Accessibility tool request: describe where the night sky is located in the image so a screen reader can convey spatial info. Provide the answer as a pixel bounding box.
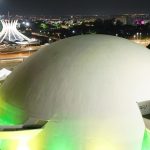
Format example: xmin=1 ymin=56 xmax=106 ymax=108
xmin=1 ymin=0 xmax=150 ymax=15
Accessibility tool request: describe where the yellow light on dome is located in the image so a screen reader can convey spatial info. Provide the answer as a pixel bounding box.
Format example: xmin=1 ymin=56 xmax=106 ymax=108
xmin=17 ymin=138 xmax=29 ymax=150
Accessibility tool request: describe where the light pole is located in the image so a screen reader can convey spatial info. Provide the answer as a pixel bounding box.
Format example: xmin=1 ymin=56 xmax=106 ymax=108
xmin=139 ymin=32 xmax=142 ymax=40
xmin=136 ymin=32 xmax=139 ymax=40
xmin=133 ymin=35 xmax=136 ymax=40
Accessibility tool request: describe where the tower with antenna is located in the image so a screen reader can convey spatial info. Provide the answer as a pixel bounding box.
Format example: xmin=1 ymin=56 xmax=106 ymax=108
xmin=8 ymin=11 xmax=9 ymax=18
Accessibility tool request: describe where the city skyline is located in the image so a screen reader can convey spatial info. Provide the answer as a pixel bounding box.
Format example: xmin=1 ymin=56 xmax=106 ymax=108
xmin=0 ymin=0 xmax=150 ymax=16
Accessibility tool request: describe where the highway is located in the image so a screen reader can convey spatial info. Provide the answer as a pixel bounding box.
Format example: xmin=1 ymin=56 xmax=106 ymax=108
xmin=0 ymin=50 xmax=37 ymax=60
xmin=0 ymin=49 xmax=38 ymax=70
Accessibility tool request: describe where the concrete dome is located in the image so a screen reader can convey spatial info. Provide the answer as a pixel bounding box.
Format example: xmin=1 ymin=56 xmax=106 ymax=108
xmin=1 ymin=34 xmax=150 ymax=149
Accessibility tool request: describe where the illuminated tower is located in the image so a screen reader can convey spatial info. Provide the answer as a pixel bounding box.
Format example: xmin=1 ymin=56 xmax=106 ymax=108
xmin=0 ymin=20 xmax=31 ymax=43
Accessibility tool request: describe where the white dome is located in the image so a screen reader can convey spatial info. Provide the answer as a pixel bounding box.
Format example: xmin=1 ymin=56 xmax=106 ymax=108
xmin=1 ymin=34 xmax=150 ymax=150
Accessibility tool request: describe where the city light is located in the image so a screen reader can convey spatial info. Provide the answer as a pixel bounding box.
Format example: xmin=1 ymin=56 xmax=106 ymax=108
xmin=72 ymin=30 xmax=75 ymax=34
xmin=25 ymin=22 xmax=30 ymax=27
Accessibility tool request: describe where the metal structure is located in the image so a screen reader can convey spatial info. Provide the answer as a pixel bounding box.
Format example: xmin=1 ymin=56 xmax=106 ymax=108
xmin=0 ymin=20 xmax=31 ymax=43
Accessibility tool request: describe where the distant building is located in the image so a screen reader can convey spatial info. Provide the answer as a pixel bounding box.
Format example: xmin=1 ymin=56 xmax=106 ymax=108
xmin=115 ymin=16 xmax=127 ymax=25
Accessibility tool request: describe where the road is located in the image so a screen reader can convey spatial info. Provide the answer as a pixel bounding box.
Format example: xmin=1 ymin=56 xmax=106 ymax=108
xmin=130 ymin=39 xmax=150 ymax=47
xmin=0 ymin=49 xmax=37 ymax=60
xmin=0 ymin=49 xmax=38 ymax=70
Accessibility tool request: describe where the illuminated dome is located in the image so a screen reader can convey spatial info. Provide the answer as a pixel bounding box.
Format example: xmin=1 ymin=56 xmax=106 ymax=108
xmin=0 ymin=34 xmax=150 ymax=150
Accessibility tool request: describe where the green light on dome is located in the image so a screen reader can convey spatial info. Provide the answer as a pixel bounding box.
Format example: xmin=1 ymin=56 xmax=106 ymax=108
xmin=43 ymin=121 xmax=79 ymax=150
xmin=47 ymin=134 xmax=77 ymax=150
xmin=142 ymin=129 xmax=150 ymax=150
xmin=0 ymin=97 xmax=27 ymax=125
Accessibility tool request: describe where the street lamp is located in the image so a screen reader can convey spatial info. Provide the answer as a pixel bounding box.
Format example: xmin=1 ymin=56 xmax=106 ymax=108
xmin=136 ymin=32 xmax=139 ymax=40
xmin=133 ymin=35 xmax=136 ymax=40
xmin=139 ymin=32 xmax=142 ymax=40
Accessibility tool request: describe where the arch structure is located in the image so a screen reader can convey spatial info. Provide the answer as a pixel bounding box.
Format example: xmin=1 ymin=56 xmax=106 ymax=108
xmin=0 ymin=20 xmax=31 ymax=43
